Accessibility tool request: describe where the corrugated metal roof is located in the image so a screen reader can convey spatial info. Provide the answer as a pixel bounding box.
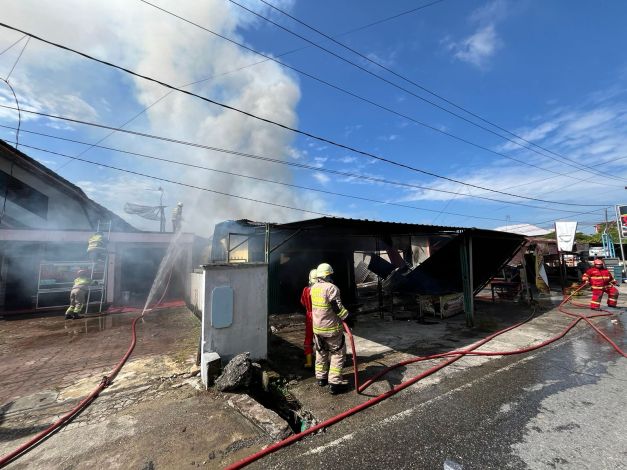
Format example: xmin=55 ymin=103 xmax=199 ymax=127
xmin=275 ymin=216 xmax=468 ymax=233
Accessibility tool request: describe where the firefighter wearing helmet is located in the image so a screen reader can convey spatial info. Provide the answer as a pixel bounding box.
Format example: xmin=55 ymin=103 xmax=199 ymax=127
xmin=582 ymin=258 xmax=619 ymax=310
xmin=310 ymin=262 xmax=350 ymax=394
xmin=65 ymin=268 xmax=93 ymax=319
xmin=172 ymin=202 xmax=183 ymax=232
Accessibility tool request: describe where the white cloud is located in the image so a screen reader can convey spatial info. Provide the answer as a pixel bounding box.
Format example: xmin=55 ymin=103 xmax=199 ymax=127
xmin=469 ymin=0 xmax=508 ymax=24
xmin=0 ymin=0 xmax=328 ymax=235
xmin=344 ymin=124 xmax=362 ymax=137
xmin=447 ymin=24 xmax=501 ymax=68
xmin=499 ymin=95 xmax=627 ymax=171
xmin=444 ymin=1 xmax=508 ymax=69
xmin=312 ymin=172 xmax=330 ymax=185
xmin=364 ymin=49 xmax=398 ymax=69
xmin=398 ymin=86 xmax=627 ymax=215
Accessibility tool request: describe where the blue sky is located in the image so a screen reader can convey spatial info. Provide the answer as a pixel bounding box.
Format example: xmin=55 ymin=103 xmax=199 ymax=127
xmin=1 ymin=0 xmax=627 ymax=235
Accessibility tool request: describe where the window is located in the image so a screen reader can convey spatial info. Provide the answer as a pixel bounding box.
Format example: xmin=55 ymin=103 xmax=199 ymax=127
xmin=0 ymin=169 xmax=49 ymax=219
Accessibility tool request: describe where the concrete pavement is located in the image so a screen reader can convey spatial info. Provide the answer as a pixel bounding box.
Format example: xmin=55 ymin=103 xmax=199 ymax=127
xmin=254 ymin=308 xmax=626 ymax=469
xmin=1 ymin=287 xmax=624 ymax=469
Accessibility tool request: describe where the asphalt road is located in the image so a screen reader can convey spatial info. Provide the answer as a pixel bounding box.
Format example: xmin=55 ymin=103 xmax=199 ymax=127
xmin=253 ymin=314 xmax=626 ymax=470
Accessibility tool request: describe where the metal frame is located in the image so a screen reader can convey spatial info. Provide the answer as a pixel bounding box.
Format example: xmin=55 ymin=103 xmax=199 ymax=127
xmin=36 ymin=220 xmax=112 ymax=312
xmin=36 ymin=260 xmax=104 ymax=310
xmin=614 ymin=205 xmax=626 ymax=274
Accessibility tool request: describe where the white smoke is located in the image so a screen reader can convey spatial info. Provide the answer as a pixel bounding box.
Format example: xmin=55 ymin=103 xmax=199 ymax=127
xmin=0 ymin=0 xmax=328 ymax=235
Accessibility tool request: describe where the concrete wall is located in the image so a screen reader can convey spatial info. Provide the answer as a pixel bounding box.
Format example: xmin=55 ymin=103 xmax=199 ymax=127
xmin=201 ymin=263 xmax=267 ymax=362
xmin=0 ymin=155 xmax=94 ymax=230
xmin=188 ymin=271 xmax=204 ymax=318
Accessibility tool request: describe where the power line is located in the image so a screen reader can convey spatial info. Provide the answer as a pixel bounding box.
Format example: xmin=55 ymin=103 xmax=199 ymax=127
xmin=333 ymin=0 xmax=447 ymax=36
xmin=138 ymin=1 xmax=619 ymax=187
xmin=13 ymin=142 xmax=331 ymax=217
xmin=4 ymin=124 xmax=600 ymax=218
xmin=5 ymin=36 xmax=29 ymax=81
xmin=0 ymin=124 xmax=582 ymax=212
xmin=0 ymin=105 xmax=611 ymax=210
xmin=533 ymin=206 xmax=609 ymax=228
xmin=231 ymin=0 xmax=622 ymax=182
xmin=27 ymin=140 xmax=591 ymax=225
xmin=17 ymin=141 xmax=560 ymax=224
xmin=0 ymin=34 xmax=26 ymax=57
xmin=0 ymin=23 xmax=612 ymax=205
xmin=0 ymin=81 xmax=21 ymax=149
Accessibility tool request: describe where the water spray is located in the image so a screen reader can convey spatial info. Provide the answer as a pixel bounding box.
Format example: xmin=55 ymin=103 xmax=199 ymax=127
xmin=0 ymin=231 xmax=185 ymax=468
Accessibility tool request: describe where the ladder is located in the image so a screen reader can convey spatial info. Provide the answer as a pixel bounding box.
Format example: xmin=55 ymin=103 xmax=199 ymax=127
xmin=602 ymin=232 xmax=616 ymax=258
xmin=85 ymin=220 xmax=112 ymax=313
xmin=97 ymin=220 xmax=112 ymax=239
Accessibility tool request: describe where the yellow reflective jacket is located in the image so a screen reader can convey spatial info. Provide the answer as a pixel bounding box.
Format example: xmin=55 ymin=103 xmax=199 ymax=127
xmin=87 ymin=234 xmax=105 ymax=250
xmin=72 ymin=276 xmax=91 ymax=290
xmin=310 ymin=280 xmax=349 ymax=336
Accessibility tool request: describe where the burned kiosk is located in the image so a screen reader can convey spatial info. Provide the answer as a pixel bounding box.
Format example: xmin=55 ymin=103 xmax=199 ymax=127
xmin=210 ymin=217 xmax=525 ymax=326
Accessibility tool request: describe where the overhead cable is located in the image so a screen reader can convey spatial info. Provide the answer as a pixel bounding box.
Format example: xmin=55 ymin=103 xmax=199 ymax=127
xmin=4 ymin=124 xmax=601 ymax=218
xmin=0 ymin=24 xmax=612 ymax=207
xmin=139 ymin=0 xmax=619 ymax=186
xmin=0 ymin=105 xmax=611 ymax=209
xmin=0 ymin=34 xmax=26 ymax=57
xmin=0 ymin=80 xmax=21 ymax=149
xmin=5 ymin=36 xmax=29 ymax=81
xmin=15 ymin=142 xmax=330 ymax=217
xmin=230 ymin=0 xmax=621 ymax=181
xmin=19 ymin=142 xmax=558 ymax=224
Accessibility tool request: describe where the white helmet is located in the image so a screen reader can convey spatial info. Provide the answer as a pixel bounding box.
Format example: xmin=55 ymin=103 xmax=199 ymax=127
xmin=316 ymin=263 xmax=334 ymax=279
xmin=308 ymin=269 xmax=318 ymax=285
xmin=177 ymin=202 xmax=183 ymax=207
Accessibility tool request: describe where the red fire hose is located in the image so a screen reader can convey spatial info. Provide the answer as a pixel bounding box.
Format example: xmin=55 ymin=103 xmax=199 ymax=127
xmin=0 ymin=316 xmax=141 ymax=468
xmin=1 ymin=283 xmax=622 ymax=468
xmin=0 ymin=268 xmax=174 ymax=468
xmin=225 ymin=284 xmax=625 ymax=470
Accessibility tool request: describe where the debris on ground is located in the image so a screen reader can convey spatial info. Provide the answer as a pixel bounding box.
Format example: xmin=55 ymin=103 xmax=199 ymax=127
xmin=215 ymin=352 xmax=253 ymax=392
xmin=227 ymin=393 xmax=292 ymax=440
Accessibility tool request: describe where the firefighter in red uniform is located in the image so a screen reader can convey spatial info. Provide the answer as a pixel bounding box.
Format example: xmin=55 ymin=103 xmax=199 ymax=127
xmin=299 ymin=269 xmax=317 ymax=369
xmin=582 ymin=258 xmax=619 ymax=310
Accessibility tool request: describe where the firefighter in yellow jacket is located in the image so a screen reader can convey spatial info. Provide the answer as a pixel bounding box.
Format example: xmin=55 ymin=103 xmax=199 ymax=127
xmin=311 ymin=262 xmax=350 ymax=394
xmin=65 ymin=269 xmax=93 ymax=319
xmin=87 ymin=231 xmax=107 ymax=262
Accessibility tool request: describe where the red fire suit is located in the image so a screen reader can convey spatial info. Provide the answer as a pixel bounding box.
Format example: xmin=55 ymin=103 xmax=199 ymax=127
xmin=582 ymin=266 xmax=619 ymax=309
xmin=300 ymin=286 xmax=314 ymax=356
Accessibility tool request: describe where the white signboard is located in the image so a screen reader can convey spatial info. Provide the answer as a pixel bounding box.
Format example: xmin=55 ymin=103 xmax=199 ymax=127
xmin=555 ymin=221 xmax=578 ymax=252
xmin=616 ymin=205 xmax=627 ymax=238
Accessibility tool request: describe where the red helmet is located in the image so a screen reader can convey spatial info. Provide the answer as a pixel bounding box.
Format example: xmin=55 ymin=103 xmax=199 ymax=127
xmin=593 ymin=259 xmax=604 ymax=267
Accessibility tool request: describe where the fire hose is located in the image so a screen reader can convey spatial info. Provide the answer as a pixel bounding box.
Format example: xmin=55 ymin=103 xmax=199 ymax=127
xmin=0 ymin=268 xmax=175 ymax=468
xmin=225 ymin=284 xmax=625 ymax=470
xmin=1 ymin=283 xmax=622 ymax=468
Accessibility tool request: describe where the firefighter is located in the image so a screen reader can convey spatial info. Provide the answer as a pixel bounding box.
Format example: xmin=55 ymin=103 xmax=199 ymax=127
xmin=65 ymin=269 xmax=92 ymax=319
xmin=86 ymin=231 xmax=107 ymax=262
xmin=582 ymin=258 xmax=619 ymax=310
xmin=299 ymin=268 xmax=317 ymax=369
xmin=172 ymin=202 xmax=183 ymax=232
xmin=311 ymin=262 xmax=350 ymax=394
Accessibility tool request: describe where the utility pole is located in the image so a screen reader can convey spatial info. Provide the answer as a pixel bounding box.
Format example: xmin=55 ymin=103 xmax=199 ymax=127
xmin=616 ymin=202 xmax=627 ymax=277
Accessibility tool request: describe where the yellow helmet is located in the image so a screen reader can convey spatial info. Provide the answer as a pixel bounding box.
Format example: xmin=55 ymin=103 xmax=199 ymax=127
xmin=316 ymin=263 xmax=334 ymax=278
xmin=308 ymin=269 xmax=318 ymax=285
